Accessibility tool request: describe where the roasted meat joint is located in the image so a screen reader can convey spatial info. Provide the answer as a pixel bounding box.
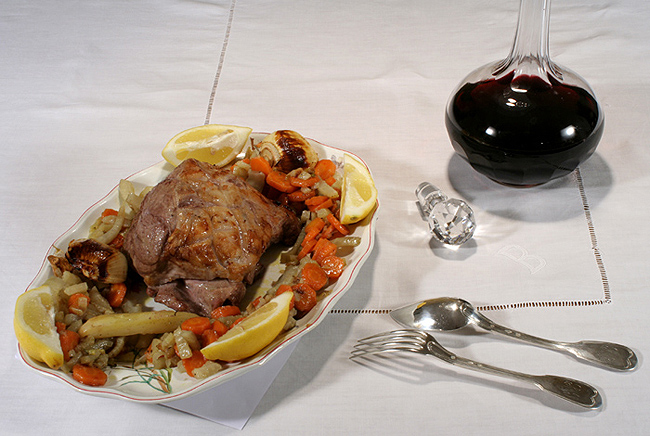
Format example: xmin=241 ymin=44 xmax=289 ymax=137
xmin=123 ymin=158 xmax=302 ymax=316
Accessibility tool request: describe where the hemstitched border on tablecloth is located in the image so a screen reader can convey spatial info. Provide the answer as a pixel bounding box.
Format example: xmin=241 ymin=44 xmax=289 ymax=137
xmin=331 ymin=168 xmax=612 ymax=314
xmin=204 ymin=0 xmax=238 ymax=125
xmin=330 ymin=299 xmax=606 ymax=315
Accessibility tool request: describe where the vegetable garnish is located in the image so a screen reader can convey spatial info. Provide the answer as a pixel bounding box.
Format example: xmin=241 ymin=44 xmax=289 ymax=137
xmin=15 ymin=129 xmax=376 ymax=391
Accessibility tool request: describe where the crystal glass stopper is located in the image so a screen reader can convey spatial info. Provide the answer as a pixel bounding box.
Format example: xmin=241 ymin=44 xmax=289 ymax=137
xmin=415 ymin=182 xmax=476 ymax=245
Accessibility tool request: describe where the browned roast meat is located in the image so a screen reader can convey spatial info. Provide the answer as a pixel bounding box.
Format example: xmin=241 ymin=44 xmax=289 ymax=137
xmin=123 ymin=158 xmax=301 ymax=316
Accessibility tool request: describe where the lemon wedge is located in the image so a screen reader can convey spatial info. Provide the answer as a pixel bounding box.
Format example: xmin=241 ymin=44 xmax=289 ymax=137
xmin=339 ymin=153 xmax=378 ymax=224
xmin=201 ymin=291 xmax=293 ymax=362
xmin=162 ymin=124 xmax=252 ymax=167
xmin=14 ymin=285 xmax=63 ymax=369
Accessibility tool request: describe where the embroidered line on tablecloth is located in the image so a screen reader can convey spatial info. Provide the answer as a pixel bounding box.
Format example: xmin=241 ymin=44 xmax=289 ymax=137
xmin=330 ymin=309 xmax=392 ymax=315
xmin=330 ymin=299 xmax=607 ymax=315
xmin=575 ymin=167 xmax=611 ymax=302
xmin=332 ymin=168 xmax=612 ymax=314
xmin=476 ymin=299 xmax=606 ymax=311
xmin=204 ymin=0 xmax=237 ymax=125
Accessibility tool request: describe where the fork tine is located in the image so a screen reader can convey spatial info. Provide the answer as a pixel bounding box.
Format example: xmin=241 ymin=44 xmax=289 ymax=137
xmin=350 ymin=343 xmax=420 ymax=359
xmin=356 ymin=329 xmax=428 ymax=344
xmin=353 ymin=340 xmax=421 ymax=352
xmin=350 ymin=330 xmax=429 ymax=359
xmin=354 ymin=337 xmax=423 ymax=350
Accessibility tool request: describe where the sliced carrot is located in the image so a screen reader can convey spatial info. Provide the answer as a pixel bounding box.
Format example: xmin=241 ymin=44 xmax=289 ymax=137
xmin=253 ymin=295 xmax=264 ymax=308
xmin=181 ymin=317 xmax=212 ymax=336
xmin=313 ymin=238 xmax=338 ymax=264
xmin=275 ymin=284 xmax=295 ymax=310
xmin=212 ymin=320 xmax=229 ymax=336
xmin=101 ymin=208 xmax=119 ymax=218
xmin=231 ymin=317 xmax=244 ymax=327
xmin=200 ymin=329 xmax=220 ymax=347
xmin=68 ymin=293 xmax=90 ymax=316
xmin=304 ymin=216 xmax=326 ymax=235
xmin=305 ymin=196 xmax=333 ymax=212
xmin=304 ymin=195 xmax=329 ymax=208
xmin=183 ymin=350 xmax=208 ymax=377
xmin=107 ymin=283 xmax=127 ymax=308
xmin=145 ymin=341 xmax=154 ymax=364
xmin=210 ymin=305 xmax=241 ymax=319
xmin=287 ymin=189 xmax=315 ymax=202
xmin=72 ymin=364 xmax=107 ymax=386
xmin=292 ymin=283 xmax=317 ymax=313
xmin=327 ymin=213 xmax=350 ymax=236
xmin=324 ymin=175 xmax=337 ymax=186
xmin=314 ymin=198 xmax=333 ymax=211
xmin=276 ymin=284 xmax=293 ymax=296
xmin=289 ymin=176 xmax=319 ymax=188
xmin=55 ymin=321 xmax=67 ymax=334
xmin=109 ymin=233 xmax=125 ymax=249
xmin=314 ymin=159 xmax=337 ymax=180
xmin=310 ymin=237 xmax=329 ymax=259
xmin=320 ymin=255 xmax=346 ymax=280
xmin=297 ymin=237 xmax=317 ymax=259
xmin=320 ymin=224 xmax=336 ymax=240
xmin=250 ymin=156 xmax=272 ymax=175
xmin=302 ymin=218 xmax=325 ymax=246
xmin=59 ymin=329 xmax=80 ymax=361
xmin=266 ymin=170 xmax=297 ymax=193
xmin=300 ymin=262 xmax=329 ymax=292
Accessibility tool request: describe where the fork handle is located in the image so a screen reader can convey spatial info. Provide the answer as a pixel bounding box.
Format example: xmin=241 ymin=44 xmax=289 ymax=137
xmin=444 ymin=353 xmax=602 ymax=409
xmin=471 ymin=312 xmax=637 ymax=371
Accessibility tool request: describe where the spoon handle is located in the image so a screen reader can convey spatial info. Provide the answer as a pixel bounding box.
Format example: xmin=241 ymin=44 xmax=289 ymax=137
xmin=432 ymin=344 xmax=602 ymax=409
xmin=470 ymin=312 xmax=637 ymax=371
xmin=562 ymin=340 xmax=638 ymax=371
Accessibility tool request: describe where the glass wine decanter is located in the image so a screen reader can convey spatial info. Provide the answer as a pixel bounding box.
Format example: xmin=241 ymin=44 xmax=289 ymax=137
xmin=445 ymin=0 xmax=604 ymax=187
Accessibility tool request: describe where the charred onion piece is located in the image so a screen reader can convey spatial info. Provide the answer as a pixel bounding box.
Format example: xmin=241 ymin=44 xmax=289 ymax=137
xmin=48 ymin=238 xmax=128 ymax=284
xmin=255 ymin=130 xmax=318 ymax=173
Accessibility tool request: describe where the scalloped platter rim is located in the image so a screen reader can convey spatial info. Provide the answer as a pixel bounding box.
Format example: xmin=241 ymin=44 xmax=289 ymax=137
xmin=15 ymin=132 xmax=378 ymax=403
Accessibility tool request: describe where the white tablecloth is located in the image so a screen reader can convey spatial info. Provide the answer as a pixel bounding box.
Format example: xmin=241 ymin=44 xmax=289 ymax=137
xmin=2 ymin=0 xmax=648 ymax=434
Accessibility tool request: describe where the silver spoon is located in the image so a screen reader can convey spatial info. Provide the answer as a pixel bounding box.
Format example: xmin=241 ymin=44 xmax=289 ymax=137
xmin=390 ymin=297 xmax=638 ymax=371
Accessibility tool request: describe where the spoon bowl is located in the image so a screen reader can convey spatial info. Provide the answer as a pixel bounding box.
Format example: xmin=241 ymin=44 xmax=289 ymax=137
xmin=391 ymin=297 xmax=473 ymax=331
xmin=390 ymin=297 xmax=638 ymax=371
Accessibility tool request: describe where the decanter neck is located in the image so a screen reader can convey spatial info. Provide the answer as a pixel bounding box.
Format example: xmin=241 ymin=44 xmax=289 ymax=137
xmin=511 ymin=0 xmax=550 ymax=60
xmin=498 ymin=0 xmax=558 ymax=79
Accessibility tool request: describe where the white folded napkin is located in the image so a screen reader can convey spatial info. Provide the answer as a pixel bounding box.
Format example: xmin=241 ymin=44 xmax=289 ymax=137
xmin=162 ymin=340 xmax=298 ymax=429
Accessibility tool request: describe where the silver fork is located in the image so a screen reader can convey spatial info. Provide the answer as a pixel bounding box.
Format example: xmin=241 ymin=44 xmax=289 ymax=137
xmin=351 ymin=330 xmax=602 ymax=409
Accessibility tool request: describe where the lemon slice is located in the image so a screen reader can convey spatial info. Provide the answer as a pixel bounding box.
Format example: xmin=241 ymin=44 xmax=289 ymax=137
xmin=339 ymin=153 xmax=378 ymax=224
xmin=162 ymin=124 xmax=252 ymax=167
xmin=14 ymin=285 xmax=63 ymax=369
xmin=201 ymin=291 xmax=293 ymax=362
